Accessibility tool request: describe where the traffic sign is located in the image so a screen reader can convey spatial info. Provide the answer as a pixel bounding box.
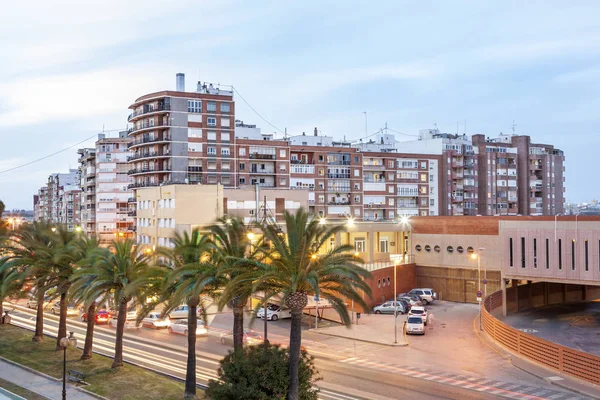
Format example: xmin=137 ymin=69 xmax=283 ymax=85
xmin=483 ymin=279 xmax=487 ymax=285
xmin=477 ymin=297 xmax=482 ymax=302
xmin=477 ymin=290 xmax=482 ymax=297
xmin=313 ymin=294 xmax=320 ymax=302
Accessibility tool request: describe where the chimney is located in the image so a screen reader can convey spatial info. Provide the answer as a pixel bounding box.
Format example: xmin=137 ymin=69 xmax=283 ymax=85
xmin=314 ymin=127 xmax=318 ymax=136
xmin=196 ymin=81 xmax=202 ymax=92
xmin=176 ymin=73 xmax=185 ymax=91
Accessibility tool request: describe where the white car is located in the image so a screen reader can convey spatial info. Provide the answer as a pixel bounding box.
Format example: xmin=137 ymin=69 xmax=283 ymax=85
xmin=408 ymin=306 xmax=429 ymax=326
xmin=406 ymin=316 xmax=425 ymax=335
xmin=142 ymin=312 xmax=170 ymax=329
xmin=256 ymin=305 xmax=291 ymax=321
xmin=167 ymin=319 xmax=208 ymax=336
xmin=26 ymin=296 xmax=52 ymax=309
xmin=109 ymin=318 xmax=141 ymax=331
xmin=168 ymin=305 xmax=201 ymax=319
xmin=50 ymin=302 xmax=79 ymax=316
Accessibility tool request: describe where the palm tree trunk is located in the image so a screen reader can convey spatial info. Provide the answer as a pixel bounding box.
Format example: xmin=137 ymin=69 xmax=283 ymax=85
xmin=56 ymin=290 xmax=68 ymax=350
xmin=111 ymin=299 xmax=128 ymax=368
xmin=232 ymin=300 xmax=245 ymax=352
xmin=184 ymin=302 xmax=197 ymax=399
xmin=32 ymin=291 xmax=44 ymax=342
xmin=81 ymin=302 xmax=96 ymax=360
xmin=0 ymin=297 xmax=4 ymax=325
xmin=287 ymin=308 xmax=303 ymax=400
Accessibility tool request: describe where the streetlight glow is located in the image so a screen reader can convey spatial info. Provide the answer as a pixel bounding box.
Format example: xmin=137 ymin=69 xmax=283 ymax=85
xmin=51 ymin=227 xmax=57 ymax=232
xmin=346 ymin=218 xmax=355 ymax=228
xmin=319 ymin=217 xmax=327 ymax=225
xmin=399 ymin=216 xmax=410 ymax=225
xmin=247 ymin=232 xmax=255 ymax=241
xmin=75 ymin=226 xmax=82 ymax=233
xmin=311 ymin=254 xmax=318 ymax=260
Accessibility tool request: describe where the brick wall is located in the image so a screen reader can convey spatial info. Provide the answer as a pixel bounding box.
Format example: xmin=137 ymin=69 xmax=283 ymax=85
xmin=361 ymin=263 xmax=416 ymax=311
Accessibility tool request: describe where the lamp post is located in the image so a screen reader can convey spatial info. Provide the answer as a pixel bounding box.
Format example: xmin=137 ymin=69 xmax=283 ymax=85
xmin=471 ymin=248 xmax=485 ymax=331
xmin=60 ymin=336 xmax=70 ymax=400
xmin=393 ymin=258 xmax=399 ymax=344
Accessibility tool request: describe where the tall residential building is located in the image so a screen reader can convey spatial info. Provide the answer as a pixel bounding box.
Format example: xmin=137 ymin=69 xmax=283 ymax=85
xmin=397 ymin=129 xmax=479 ymax=216
xmin=77 ymin=133 xmax=134 ymax=243
xmin=472 ymin=134 xmax=565 ymax=216
xmin=34 ymin=170 xmax=81 ymax=230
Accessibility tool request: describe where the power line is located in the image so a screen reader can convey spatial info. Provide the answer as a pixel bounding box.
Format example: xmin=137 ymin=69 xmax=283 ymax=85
xmin=0 ymin=133 xmax=99 ymax=176
xmin=386 ymin=127 xmax=419 ymax=137
xmin=232 ymin=86 xmax=286 ymax=135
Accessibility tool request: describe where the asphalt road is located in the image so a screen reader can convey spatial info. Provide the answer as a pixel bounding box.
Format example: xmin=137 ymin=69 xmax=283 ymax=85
xmin=4 ymin=302 xmax=586 ymax=399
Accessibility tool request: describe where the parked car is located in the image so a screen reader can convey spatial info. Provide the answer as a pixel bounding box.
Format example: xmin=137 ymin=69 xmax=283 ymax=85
xmin=257 ymin=304 xmax=291 ymax=321
xmin=80 ymin=309 xmax=114 ymax=324
xmin=397 ymin=295 xmax=421 ymax=307
xmin=406 ymin=316 xmax=425 ymax=335
xmin=373 ymin=301 xmax=406 ymax=315
xmin=407 ymin=288 xmax=437 ymax=305
xmin=26 ymin=296 xmax=52 ymax=309
xmin=142 ymin=312 xmax=170 ymax=329
xmin=219 ymin=330 xmax=262 ymax=346
xmin=168 ymin=304 xmax=201 ymax=319
xmin=167 ymin=319 xmax=208 ymax=336
xmin=109 ymin=317 xmax=141 ymax=331
xmin=50 ymin=302 xmax=79 ymax=316
xmin=408 ymin=306 xmax=429 ymax=325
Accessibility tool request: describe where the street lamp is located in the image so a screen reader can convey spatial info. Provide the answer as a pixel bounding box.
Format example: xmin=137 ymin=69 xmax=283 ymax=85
xmin=346 ymin=218 xmax=355 ymax=228
xmin=319 ymin=217 xmax=327 ymax=225
xmin=471 ymin=248 xmax=485 ymax=330
xmin=393 ymin=258 xmax=399 ymax=344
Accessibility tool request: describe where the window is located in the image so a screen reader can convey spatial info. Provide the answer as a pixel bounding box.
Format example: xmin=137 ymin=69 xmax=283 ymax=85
xmin=430 ymin=199 xmax=435 ymax=206
xmin=420 ymin=186 xmax=427 ymax=194
xmin=420 ymin=174 xmax=427 ymax=182
xmin=434 ymin=245 xmax=440 ymax=253
xmin=354 ymin=169 xmax=360 ymax=177
xmin=207 ymin=117 xmax=216 ymax=126
xmin=420 ymin=161 xmax=426 ymax=169
xmin=585 ymin=240 xmax=589 ymax=271
xmin=354 ymin=238 xmax=366 ymax=253
xmin=457 ymin=246 xmax=464 ymax=253
xmin=207 ymin=132 xmax=217 ymax=140
xmin=221 ymin=102 xmax=231 ymax=113
xmin=521 ymin=237 xmax=525 ymax=268
xmin=187 ymin=100 xmax=202 ymax=113
xmin=571 ymin=239 xmax=575 ymax=271
xmin=221 ymin=117 xmax=230 ymax=127
xmin=388 ymin=160 xmax=394 ymax=168
xmin=447 ymin=246 xmax=454 ymax=253
xmin=318 ymin=169 xmax=324 ymax=176
xmin=354 ymin=183 xmax=360 ymax=190
xmin=509 ymin=238 xmax=513 ymax=267
xmin=207 ymin=147 xmax=216 ymax=155
xmin=221 ymin=148 xmax=230 ymax=156
xmin=239 ymin=148 xmax=246 ymax=156
xmin=388 ymin=198 xmax=394 ymax=206
xmin=415 ymin=245 xmax=422 ymax=252
xmin=424 ymin=245 xmax=431 ymax=252
xmin=239 ymin=178 xmax=246 ymax=184
xmin=280 ymin=149 xmax=286 ymax=157
xmin=279 ymin=178 xmax=286 ymax=186
xmin=430 ymin=174 xmax=434 ymax=182
xmin=318 ymin=195 xmax=324 ymax=203
xmin=319 ymin=155 xmax=324 ymax=162
xmin=354 ymin=156 xmax=359 ymax=164
xmin=533 ymin=238 xmax=537 ymax=268
xmin=558 ymin=239 xmax=562 ymax=270
xmin=545 ymin=239 xmax=549 ymax=269
xmin=222 ymin=132 xmax=230 ymax=141
xmin=239 ymin=163 xmax=245 ymax=171
xmin=379 ymin=238 xmax=389 ymax=253
xmin=207 ymin=101 xmax=217 ymax=112
xmin=222 ymin=176 xmax=230 ymax=185
xmin=221 ymin=162 xmax=230 ymax=170
xmin=354 ymin=195 xmax=360 ymax=203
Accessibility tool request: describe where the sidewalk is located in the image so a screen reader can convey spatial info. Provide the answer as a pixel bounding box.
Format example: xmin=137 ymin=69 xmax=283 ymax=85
xmin=309 ymin=313 xmax=408 ymax=346
xmin=0 ymin=357 xmax=99 ymax=400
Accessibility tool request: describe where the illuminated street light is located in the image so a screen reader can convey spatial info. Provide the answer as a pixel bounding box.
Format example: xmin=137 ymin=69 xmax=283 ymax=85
xmin=51 ymin=227 xmax=57 ymax=232
xmin=311 ymin=254 xmax=318 ymax=260
xmin=346 ymin=218 xmax=355 ymax=228
xmin=247 ymin=232 xmax=255 ymax=241
xmin=74 ymin=226 xmax=82 ymax=233
xmin=319 ymin=217 xmax=327 ymax=225
xmin=354 ymin=251 xmax=360 ymax=257
xmin=226 ymin=218 xmax=232 ymax=225
xmin=399 ymin=216 xmax=410 ymax=225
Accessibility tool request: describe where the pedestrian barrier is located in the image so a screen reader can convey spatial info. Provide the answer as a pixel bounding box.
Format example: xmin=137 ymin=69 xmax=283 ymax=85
xmin=482 ymin=288 xmax=600 ymax=385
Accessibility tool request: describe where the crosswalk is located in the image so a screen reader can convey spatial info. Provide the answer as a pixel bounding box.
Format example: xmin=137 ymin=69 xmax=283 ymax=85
xmin=339 ymin=357 xmax=590 ymax=400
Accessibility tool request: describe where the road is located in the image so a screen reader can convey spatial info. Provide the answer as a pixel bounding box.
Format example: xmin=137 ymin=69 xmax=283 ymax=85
xmin=3 ymin=302 xmax=588 ymax=400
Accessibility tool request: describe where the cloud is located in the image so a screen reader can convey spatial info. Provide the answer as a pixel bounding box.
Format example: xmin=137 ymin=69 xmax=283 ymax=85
xmin=553 ymin=66 xmax=600 ymax=84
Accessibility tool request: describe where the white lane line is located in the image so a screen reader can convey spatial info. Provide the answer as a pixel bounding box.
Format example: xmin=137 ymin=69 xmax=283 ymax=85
xmin=318 ymin=389 xmax=361 ymax=400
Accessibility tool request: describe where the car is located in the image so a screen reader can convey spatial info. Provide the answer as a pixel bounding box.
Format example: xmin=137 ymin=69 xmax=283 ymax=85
xmin=406 ymin=316 xmax=425 ymax=335
xmin=257 ymin=304 xmax=291 ymax=321
xmin=398 ymin=295 xmax=421 ymax=307
xmin=168 ymin=304 xmax=201 ymax=319
xmin=109 ymin=317 xmax=141 ymax=331
xmin=50 ymin=302 xmax=79 ymax=316
xmin=142 ymin=312 xmax=170 ymax=329
xmin=167 ymin=319 xmax=208 ymax=336
xmin=408 ymin=306 xmax=429 ymax=325
xmin=407 ymin=288 xmax=437 ymax=305
xmin=80 ymin=309 xmax=114 ymax=324
xmin=219 ymin=330 xmax=262 ymax=346
xmin=26 ymin=296 xmax=52 ymax=309
xmin=373 ymin=301 xmax=406 ymax=315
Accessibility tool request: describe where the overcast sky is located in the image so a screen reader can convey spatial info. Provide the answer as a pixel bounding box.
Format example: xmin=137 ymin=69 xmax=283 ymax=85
xmin=1 ymin=1 xmax=598 ymax=209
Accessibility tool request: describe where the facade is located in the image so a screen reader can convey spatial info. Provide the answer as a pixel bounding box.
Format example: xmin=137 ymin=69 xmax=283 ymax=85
xmin=472 ymin=134 xmax=565 ymax=216
xmin=223 ymin=187 xmax=311 ymax=224
xmin=135 ymin=184 xmax=224 ymax=247
xmin=33 ymin=170 xmax=81 ymax=231
xmin=77 ymin=147 xmax=96 ymax=236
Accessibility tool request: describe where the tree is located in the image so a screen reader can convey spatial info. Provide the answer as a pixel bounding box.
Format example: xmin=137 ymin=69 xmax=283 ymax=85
xmin=86 ymin=239 xmax=161 ymax=368
xmin=69 ymin=236 xmax=103 ymax=360
xmin=209 ymin=217 xmax=261 ymax=352
xmin=227 ymin=209 xmax=372 ymax=400
xmin=206 ymin=343 xmax=319 ymax=400
xmin=151 ymin=229 xmax=217 ymax=399
xmin=0 ymin=259 xmax=24 ymax=324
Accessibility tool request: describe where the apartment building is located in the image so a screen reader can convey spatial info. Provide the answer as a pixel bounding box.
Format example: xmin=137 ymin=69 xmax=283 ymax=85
xmin=223 ymin=187 xmax=310 ymax=224
xmin=472 ymin=134 xmax=565 ymax=216
xmin=397 ymin=129 xmax=479 ymax=216
xmin=78 ymin=147 xmax=96 ymax=235
xmin=33 ymin=170 xmax=81 ymax=231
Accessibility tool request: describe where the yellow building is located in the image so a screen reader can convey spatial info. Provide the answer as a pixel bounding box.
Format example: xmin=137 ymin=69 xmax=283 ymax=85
xmin=135 ymin=184 xmax=224 ymax=248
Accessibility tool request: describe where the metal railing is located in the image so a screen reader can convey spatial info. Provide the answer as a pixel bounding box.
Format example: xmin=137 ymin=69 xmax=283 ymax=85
xmin=362 ymin=255 xmax=416 ymax=272
xmin=482 ymin=287 xmax=600 ymax=385
xmin=127 ymin=104 xmax=170 ymax=121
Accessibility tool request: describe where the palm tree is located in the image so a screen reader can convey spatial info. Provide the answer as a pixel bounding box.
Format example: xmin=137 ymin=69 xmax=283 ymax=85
xmin=69 ymin=236 xmax=104 ymax=360
xmin=0 ymin=260 xmax=24 ymax=324
xmin=227 ymin=208 xmax=372 ymax=400
xmin=152 ymin=229 xmax=218 ymax=399
xmin=209 ymin=217 xmax=262 ymax=352
xmin=86 ymin=239 xmax=161 ymax=368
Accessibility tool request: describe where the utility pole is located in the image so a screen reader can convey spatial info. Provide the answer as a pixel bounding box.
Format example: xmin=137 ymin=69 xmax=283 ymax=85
xmin=363 ymin=111 xmax=368 ymax=140
xmin=262 ymin=195 xmax=268 ymax=344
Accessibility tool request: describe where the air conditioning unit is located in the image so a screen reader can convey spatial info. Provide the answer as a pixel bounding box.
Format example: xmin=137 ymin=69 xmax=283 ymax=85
xmin=367 ymin=204 xmax=372 ymax=208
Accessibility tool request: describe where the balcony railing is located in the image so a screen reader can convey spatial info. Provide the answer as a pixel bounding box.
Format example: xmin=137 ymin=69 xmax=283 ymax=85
xmin=363 ymin=177 xmax=385 ymax=183
xmin=128 ymin=120 xmax=171 ymax=135
xmin=328 ymin=200 xmax=350 ymax=205
xmin=249 ymin=154 xmax=275 ymax=160
xmin=327 ymin=173 xmax=351 ymax=179
xmin=128 ymin=167 xmax=171 ymax=175
xmin=362 ymin=163 xmax=384 ymax=169
xmin=128 ymin=136 xmax=171 ymax=148
xmin=127 ymin=104 xmax=170 ymax=121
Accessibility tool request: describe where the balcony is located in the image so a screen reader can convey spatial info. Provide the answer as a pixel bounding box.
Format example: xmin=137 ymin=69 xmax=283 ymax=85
xmin=397 ymin=191 xmax=419 ymax=197
xmin=452 ymin=195 xmax=464 ymax=202
xmin=127 ymin=182 xmax=160 ymax=189
xmin=363 ymin=163 xmax=384 ymax=170
xmin=290 ymin=165 xmax=315 ymax=174
xmin=127 ymin=104 xmax=171 ymax=122
xmin=127 ymin=151 xmax=171 ymax=162
xmin=363 ymin=177 xmax=385 ymax=183
xmin=250 ymin=168 xmax=275 ymax=174
xmin=128 ymin=136 xmax=171 ymax=149
xmin=128 ymin=167 xmax=171 ymax=176
xmin=364 ymin=182 xmax=386 ymax=192
xmin=127 ymin=197 xmax=136 ymax=203
xmin=327 ymin=173 xmax=351 ymax=179
xmin=249 ymin=153 xmax=275 ymax=160
xmin=328 ymin=200 xmax=350 ymax=205
xmin=128 ymin=210 xmax=137 ymax=217
xmin=128 ymin=120 xmax=170 ymax=135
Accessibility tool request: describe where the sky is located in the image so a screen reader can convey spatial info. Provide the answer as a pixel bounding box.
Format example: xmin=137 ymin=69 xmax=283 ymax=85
xmin=1 ymin=0 xmax=599 ymax=209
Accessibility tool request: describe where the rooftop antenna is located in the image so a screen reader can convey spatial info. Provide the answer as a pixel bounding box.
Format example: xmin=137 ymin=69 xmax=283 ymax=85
xmin=511 ymin=120 xmax=517 ymax=135
xmin=434 ymin=122 xmax=437 ymax=130
xmin=363 ymin=111 xmax=368 ymax=141
xmin=464 ymin=119 xmax=467 ymax=135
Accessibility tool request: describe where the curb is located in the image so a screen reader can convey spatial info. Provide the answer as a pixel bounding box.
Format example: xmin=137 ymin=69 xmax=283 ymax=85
xmin=0 ymin=355 xmax=109 ymax=400
xmin=309 ymin=329 xmax=408 ymax=347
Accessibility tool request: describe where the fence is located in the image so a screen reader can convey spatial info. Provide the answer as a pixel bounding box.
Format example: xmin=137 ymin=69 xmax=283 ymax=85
xmin=482 ymin=288 xmax=600 ymax=385
xmin=362 ymin=255 xmax=415 ymax=272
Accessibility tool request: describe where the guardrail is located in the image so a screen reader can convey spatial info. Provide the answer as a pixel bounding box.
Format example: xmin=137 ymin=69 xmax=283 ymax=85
xmin=482 ymin=287 xmax=600 ymax=385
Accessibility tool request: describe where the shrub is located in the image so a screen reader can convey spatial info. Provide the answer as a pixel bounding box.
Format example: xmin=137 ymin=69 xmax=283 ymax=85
xmin=206 ymin=343 xmax=319 ymax=400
